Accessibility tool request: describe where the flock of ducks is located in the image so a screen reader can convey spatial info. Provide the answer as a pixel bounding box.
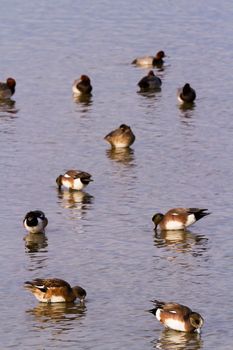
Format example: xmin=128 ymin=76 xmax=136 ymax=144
xmin=2 ymin=50 xmax=206 ymax=335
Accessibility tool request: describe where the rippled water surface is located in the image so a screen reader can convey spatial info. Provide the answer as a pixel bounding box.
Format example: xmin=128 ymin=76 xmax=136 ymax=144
xmin=0 ymin=1 xmax=233 ymax=349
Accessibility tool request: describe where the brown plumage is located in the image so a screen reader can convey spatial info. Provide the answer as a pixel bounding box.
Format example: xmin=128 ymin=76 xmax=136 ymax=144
xmin=24 ymin=278 xmax=86 ymax=303
xmin=152 ymin=208 xmax=211 ymax=231
xmin=104 ymin=124 xmax=135 ymax=148
xmin=0 ymin=77 xmax=16 ymax=99
xmin=149 ymin=300 xmax=204 ymax=333
xmin=56 ymin=170 xmax=93 ymax=191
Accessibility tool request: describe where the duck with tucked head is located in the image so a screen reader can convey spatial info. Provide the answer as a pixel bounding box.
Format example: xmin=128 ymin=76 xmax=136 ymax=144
xmin=0 ymin=77 xmax=16 ymax=99
xmin=56 ymin=170 xmax=93 ymax=191
xmin=104 ymin=124 xmax=135 ymax=149
xmin=138 ymin=70 xmax=162 ymax=92
xmin=72 ymin=75 xmax=92 ymax=97
xmin=152 ymin=208 xmax=210 ymax=231
xmin=177 ymin=83 xmax=196 ymax=104
xmin=24 ymin=278 xmax=86 ymax=303
xmin=149 ymin=300 xmax=204 ymax=333
xmin=23 ymin=210 xmax=48 ymax=234
xmin=132 ymin=50 xmax=166 ymax=67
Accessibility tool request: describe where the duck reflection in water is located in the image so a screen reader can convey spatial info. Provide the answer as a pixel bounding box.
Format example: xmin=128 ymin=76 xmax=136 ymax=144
xmin=26 ymin=302 xmax=86 ymax=330
xmin=0 ymin=98 xmax=18 ymax=115
xmin=153 ymin=328 xmax=203 ymax=350
xmin=24 ymin=232 xmax=48 ymax=253
xmin=73 ymin=93 xmax=93 ymax=110
xmin=154 ymin=229 xmax=208 ymax=256
xmin=57 ymin=188 xmax=94 ymax=210
xmin=106 ymin=147 xmax=135 ymax=165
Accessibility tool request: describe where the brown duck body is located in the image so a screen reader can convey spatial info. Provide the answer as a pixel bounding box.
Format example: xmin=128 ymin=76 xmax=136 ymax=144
xmin=24 ymin=278 xmax=86 ymax=303
xmin=0 ymin=78 xmax=16 ymax=99
xmin=152 ymin=208 xmax=210 ymax=230
xmin=149 ymin=300 xmax=204 ymax=333
xmin=104 ymin=124 xmax=135 ymax=148
xmin=56 ymin=170 xmax=93 ymax=191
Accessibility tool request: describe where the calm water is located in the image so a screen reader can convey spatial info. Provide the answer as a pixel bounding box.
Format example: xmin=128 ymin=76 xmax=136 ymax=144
xmin=0 ymin=1 xmax=233 ymax=349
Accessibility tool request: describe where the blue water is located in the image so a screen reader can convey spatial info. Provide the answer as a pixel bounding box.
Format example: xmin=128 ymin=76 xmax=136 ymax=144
xmin=0 ymin=1 xmax=233 ymax=349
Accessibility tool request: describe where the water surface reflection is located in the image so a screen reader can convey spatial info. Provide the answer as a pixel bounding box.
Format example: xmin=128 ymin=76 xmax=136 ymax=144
xmin=26 ymin=302 xmax=86 ymax=333
xmin=25 ymin=252 xmax=49 ymax=272
xmin=73 ymin=94 xmax=93 ymax=114
xmin=152 ymin=328 xmax=203 ymax=350
xmin=57 ymin=189 xmax=94 ymax=211
xmin=106 ymin=147 xmax=135 ymax=165
xmin=154 ymin=230 xmax=208 ymax=256
xmin=0 ymin=98 xmax=18 ymax=114
xmin=24 ymin=232 xmax=48 ymax=253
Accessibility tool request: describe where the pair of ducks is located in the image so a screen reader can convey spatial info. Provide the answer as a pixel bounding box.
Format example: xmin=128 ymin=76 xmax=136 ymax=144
xmin=23 ymin=210 xmax=86 ymax=304
xmin=138 ymin=72 xmax=196 ymax=104
xmin=24 ymin=277 xmax=203 ymax=334
xmin=149 ymin=207 xmax=209 ymax=332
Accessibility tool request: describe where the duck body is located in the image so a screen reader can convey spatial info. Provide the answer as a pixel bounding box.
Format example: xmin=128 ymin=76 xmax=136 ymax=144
xmin=138 ymin=70 xmax=162 ymax=91
xmin=56 ymin=170 xmax=93 ymax=191
xmin=104 ymin=124 xmax=135 ymax=148
xmin=24 ymin=278 xmax=86 ymax=303
xmin=149 ymin=300 xmax=204 ymax=333
xmin=72 ymin=75 xmax=92 ymax=96
xmin=152 ymin=208 xmax=210 ymax=231
xmin=0 ymin=78 xmax=16 ymax=99
xmin=23 ymin=210 xmax=48 ymax=234
xmin=177 ymin=83 xmax=196 ymax=103
xmin=132 ymin=50 xmax=165 ymax=67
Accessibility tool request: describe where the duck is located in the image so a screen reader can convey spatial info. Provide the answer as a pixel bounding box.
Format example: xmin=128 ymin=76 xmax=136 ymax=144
xmin=24 ymin=278 xmax=86 ymax=303
xmin=104 ymin=124 xmax=135 ymax=148
xmin=23 ymin=210 xmax=48 ymax=234
xmin=138 ymin=70 xmax=162 ymax=91
xmin=0 ymin=77 xmax=16 ymax=99
xmin=149 ymin=300 xmax=204 ymax=333
xmin=132 ymin=50 xmax=166 ymax=67
xmin=177 ymin=83 xmax=196 ymax=103
xmin=56 ymin=170 xmax=93 ymax=191
xmin=72 ymin=75 xmax=92 ymax=96
xmin=152 ymin=208 xmax=210 ymax=231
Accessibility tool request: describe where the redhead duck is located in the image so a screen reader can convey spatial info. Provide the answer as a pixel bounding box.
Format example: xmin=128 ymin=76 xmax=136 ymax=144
xmin=0 ymin=77 xmax=16 ymax=99
xmin=132 ymin=51 xmax=166 ymax=67
xmin=72 ymin=75 xmax=92 ymax=96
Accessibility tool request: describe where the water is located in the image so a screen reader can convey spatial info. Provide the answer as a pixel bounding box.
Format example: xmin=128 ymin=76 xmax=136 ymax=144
xmin=0 ymin=1 xmax=233 ymax=349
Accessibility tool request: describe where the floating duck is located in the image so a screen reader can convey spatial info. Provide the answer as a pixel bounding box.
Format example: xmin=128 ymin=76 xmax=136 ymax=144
xmin=23 ymin=210 xmax=48 ymax=234
xmin=149 ymin=300 xmax=204 ymax=333
xmin=72 ymin=75 xmax=92 ymax=96
xmin=152 ymin=208 xmax=210 ymax=231
xmin=0 ymin=77 xmax=16 ymax=99
xmin=104 ymin=124 xmax=135 ymax=148
xmin=24 ymin=278 xmax=86 ymax=303
xmin=56 ymin=170 xmax=93 ymax=191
